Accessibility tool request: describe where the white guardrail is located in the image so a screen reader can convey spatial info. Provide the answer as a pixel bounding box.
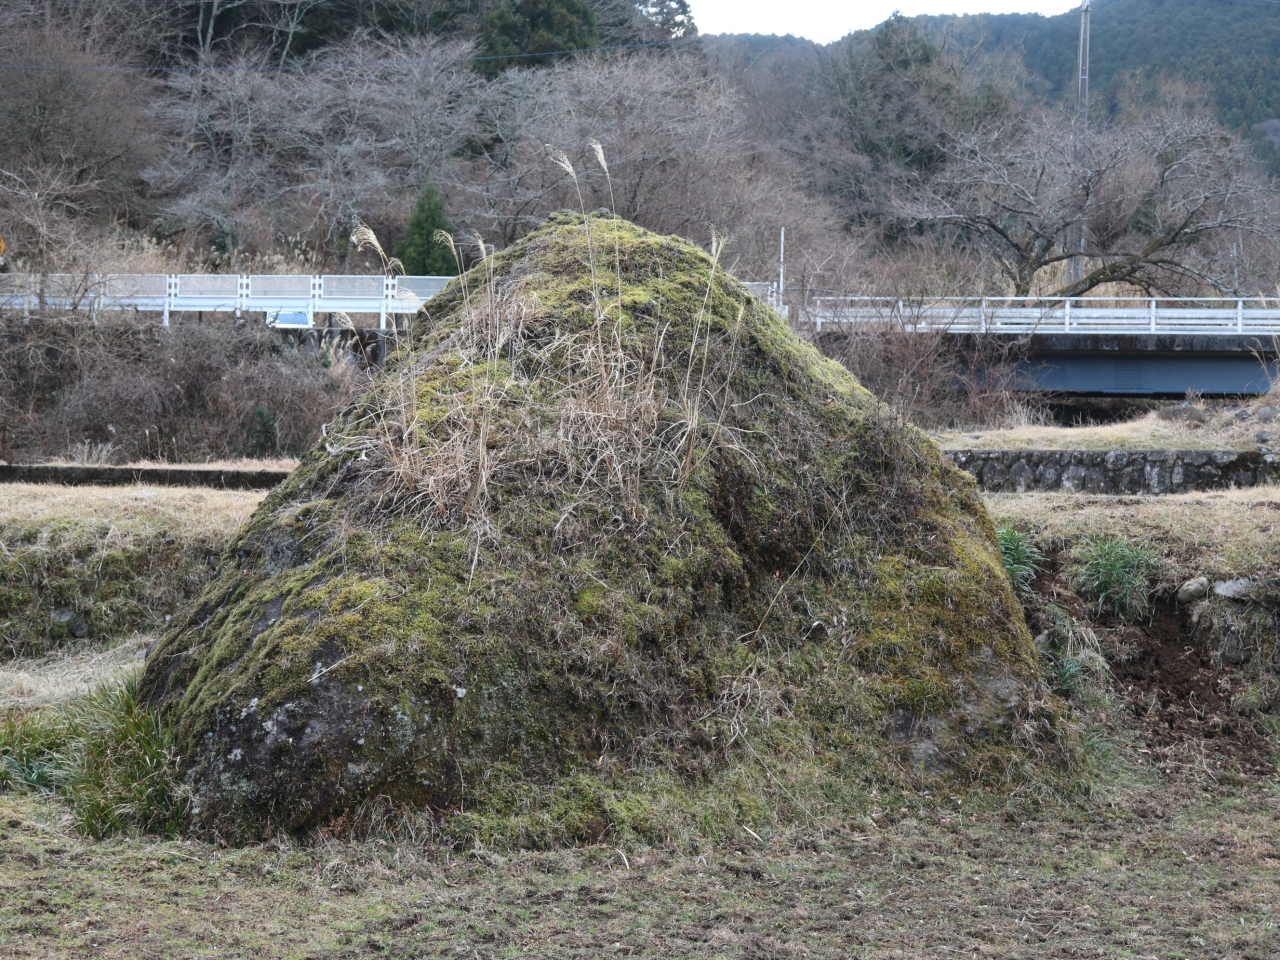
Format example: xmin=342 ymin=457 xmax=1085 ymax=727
xmin=0 ymin=274 xmax=786 ymax=329
xmin=0 ymin=273 xmax=454 ymax=328
xmin=12 ymin=279 xmax=1273 ymax=336
xmin=806 ymin=296 xmax=1280 ymax=336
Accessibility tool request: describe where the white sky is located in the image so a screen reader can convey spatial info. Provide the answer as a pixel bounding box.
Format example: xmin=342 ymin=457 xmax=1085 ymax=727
xmin=689 ymin=0 xmax=1082 ymax=45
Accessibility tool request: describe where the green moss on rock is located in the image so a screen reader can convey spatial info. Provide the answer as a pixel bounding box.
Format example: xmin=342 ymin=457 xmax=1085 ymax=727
xmin=140 ymin=213 xmax=1068 ymax=844
xmin=1 ymin=510 xmax=231 ymax=659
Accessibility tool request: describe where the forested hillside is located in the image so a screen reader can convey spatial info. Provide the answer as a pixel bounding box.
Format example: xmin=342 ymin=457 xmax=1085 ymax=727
xmin=917 ymin=0 xmax=1280 ymax=143
xmin=3 ymin=0 xmax=1280 ymax=409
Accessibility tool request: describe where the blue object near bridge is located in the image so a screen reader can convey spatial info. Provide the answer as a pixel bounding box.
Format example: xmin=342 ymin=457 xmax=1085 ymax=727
xmin=268 ymin=310 xmax=311 ymax=327
xmin=1015 ymin=334 xmax=1279 ymax=396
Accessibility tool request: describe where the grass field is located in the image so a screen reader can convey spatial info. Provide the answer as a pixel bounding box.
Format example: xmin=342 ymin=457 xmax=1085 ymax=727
xmin=1 ymin=482 xmax=1277 ymax=958
xmin=0 ymin=483 xmax=263 ymax=541
xmin=936 ymin=408 xmax=1277 ymax=452
xmin=0 ymin=484 xmax=264 ymax=660
xmin=2 ymin=782 xmax=1278 ymax=958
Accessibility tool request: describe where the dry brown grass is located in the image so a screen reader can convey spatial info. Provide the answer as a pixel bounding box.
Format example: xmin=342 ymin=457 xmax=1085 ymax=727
xmin=4 ymin=477 xmax=1272 ymax=599
xmin=116 ymin=458 xmax=296 ymax=472
xmin=0 ymin=636 xmax=148 ymax=711
xmin=2 ymin=781 xmax=1278 ymax=959
xmin=33 ymin=458 xmax=301 ymax=472
xmin=0 ymin=483 xmax=266 ymax=544
xmin=339 ymin=211 xmax=740 ymax=532
xmin=988 ymin=484 xmax=1280 ymax=584
xmin=937 ymin=410 xmax=1259 ymax=450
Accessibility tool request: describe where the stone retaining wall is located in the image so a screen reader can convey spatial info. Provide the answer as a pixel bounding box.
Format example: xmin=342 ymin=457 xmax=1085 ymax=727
xmin=944 ymin=449 xmax=1279 ymax=494
xmin=0 ymin=463 xmax=288 ymax=489
xmin=3 ymin=456 xmax=1274 ymax=496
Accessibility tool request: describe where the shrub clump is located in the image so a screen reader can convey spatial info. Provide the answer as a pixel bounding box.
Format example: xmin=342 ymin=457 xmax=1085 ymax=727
xmin=140 ymin=213 xmax=1067 ymax=845
xmin=997 ymin=526 xmax=1044 ymax=594
xmin=0 ymin=317 xmax=366 ymax=463
xmin=0 ymin=676 xmax=188 ymax=838
xmin=1069 ymin=536 xmax=1163 ymax=621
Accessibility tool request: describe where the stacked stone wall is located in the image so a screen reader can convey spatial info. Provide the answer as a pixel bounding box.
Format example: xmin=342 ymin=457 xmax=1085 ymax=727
xmin=945 ymin=449 xmax=1279 ymax=494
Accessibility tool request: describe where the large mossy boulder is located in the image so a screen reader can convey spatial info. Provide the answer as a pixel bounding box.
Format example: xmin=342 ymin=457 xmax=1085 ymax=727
xmin=140 ymin=213 xmax=1062 ymax=843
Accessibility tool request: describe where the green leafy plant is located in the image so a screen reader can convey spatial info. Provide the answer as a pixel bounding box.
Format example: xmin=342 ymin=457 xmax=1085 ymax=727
xmin=1069 ymin=535 xmax=1163 ymax=621
xmin=1029 ymin=599 xmax=1111 ymax=702
xmin=0 ymin=709 xmax=72 ymax=791
xmin=997 ymin=525 xmax=1044 ymax=593
xmin=1081 ymin=727 xmax=1121 ymax=766
xmin=1050 ymin=655 xmax=1086 ymax=697
xmin=0 ymin=677 xmax=188 ymax=838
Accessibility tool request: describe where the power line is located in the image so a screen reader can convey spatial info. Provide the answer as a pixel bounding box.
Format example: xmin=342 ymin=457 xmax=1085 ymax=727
xmin=0 ymin=33 xmax=700 ymax=74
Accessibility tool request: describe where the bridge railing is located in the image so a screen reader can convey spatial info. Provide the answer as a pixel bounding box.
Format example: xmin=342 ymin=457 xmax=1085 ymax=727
xmin=7 ymin=277 xmax=1278 ymax=336
xmin=0 ymin=273 xmax=790 ymax=327
xmin=0 ymin=273 xmax=455 ymax=328
xmin=804 ymin=296 xmax=1280 ymax=336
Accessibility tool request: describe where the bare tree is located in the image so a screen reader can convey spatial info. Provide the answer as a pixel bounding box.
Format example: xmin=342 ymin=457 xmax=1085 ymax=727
xmin=440 ymin=51 xmax=823 ymax=276
xmin=900 ymin=109 xmax=1280 ymax=298
xmin=702 ymin=34 xmax=824 ymax=144
xmin=788 ymin=17 xmax=1009 ymax=230
xmin=0 ymin=164 xmax=102 ymax=272
xmin=145 ymin=41 xmax=819 ymax=278
xmin=0 ymin=0 xmax=179 ymax=58
xmin=146 ymin=35 xmax=484 ymax=261
xmin=0 ymin=20 xmax=158 ymax=269
xmin=260 ymin=0 xmax=328 ymax=66
xmin=192 ymin=0 xmax=258 ymax=57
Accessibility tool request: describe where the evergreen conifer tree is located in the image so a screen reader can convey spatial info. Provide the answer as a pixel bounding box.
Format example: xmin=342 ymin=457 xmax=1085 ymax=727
xmin=394 ymin=182 xmax=457 ymax=276
xmin=479 ymin=0 xmax=597 ymax=76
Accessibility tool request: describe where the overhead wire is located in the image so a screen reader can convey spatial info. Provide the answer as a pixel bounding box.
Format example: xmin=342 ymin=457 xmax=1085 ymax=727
xmin=0 ymin=33 xmax=700 ymax=74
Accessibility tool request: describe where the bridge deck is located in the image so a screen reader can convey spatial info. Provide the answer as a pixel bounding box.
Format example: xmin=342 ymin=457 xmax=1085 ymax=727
xmin=801 ymin=298 xmax=1280 ymax=394
xmin=5 ymin=280 xmax=1277 ymax=393
xmin=804 ymin=297 xmax=1280 ymax=336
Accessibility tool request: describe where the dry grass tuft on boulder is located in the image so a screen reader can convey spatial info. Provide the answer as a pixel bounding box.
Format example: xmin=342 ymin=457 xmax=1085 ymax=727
xmin=140 ymin=213 xmax=1071 ymax=845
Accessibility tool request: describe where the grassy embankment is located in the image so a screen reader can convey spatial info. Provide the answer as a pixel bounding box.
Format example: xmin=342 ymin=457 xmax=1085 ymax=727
xmin=0 ymin=484 xmax=259 ymax=662
xmin=936 ymin=408 xmax=1276 ymax=451
xmin=0 ymin=482 xmax=1277 ymax=957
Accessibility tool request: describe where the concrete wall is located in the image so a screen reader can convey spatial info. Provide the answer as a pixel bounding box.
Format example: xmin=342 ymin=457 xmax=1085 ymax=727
xmin=945 ymin=449 xmax=1279 ymax=494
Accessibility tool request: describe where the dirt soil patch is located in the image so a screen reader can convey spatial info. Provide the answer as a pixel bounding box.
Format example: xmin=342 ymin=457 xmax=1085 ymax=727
xmin=1111 ymin=604 xmax=1276 ymax=776
xmin=1027 ymin=548 xmax=1276 ymax=778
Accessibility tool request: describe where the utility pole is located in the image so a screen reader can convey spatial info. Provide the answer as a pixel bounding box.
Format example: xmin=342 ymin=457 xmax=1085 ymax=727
xmin=777 ymin=227 xmax=786 ymax=311
xmin=1066 ymin=0 xmax=1091 ymax=288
